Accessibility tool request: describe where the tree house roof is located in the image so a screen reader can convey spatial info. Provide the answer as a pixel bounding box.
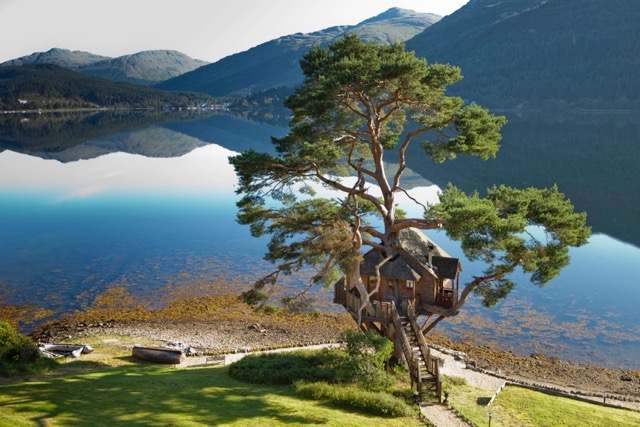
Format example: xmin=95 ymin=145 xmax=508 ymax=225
xmin=360 ymin=228 xmax=460 ymax=281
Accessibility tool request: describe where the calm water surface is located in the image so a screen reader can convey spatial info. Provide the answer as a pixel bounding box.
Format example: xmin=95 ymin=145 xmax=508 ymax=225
xmin=0 ymin=111 xmax=638 ymax=369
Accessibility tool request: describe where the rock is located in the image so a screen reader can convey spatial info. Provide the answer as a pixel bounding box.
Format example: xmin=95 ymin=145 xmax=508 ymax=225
xmin=466 ymin=360 xmax=477 ymax=369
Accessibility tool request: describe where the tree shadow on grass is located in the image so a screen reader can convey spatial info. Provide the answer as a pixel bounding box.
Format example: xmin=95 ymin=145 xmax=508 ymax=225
xmin=0 ymin=365 xmax=328 ymax=426
xmin=476 ymin=396 xmax=491 ymax=406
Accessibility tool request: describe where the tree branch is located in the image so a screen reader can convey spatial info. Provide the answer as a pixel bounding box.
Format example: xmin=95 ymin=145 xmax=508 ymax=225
xmin=392 ymin=125 xmax=438 ymax=189
xmin=418 ymin=259 xmax=523 ymax=318
xmin=395 ymin=186 xmax=431 ymax=212
xmin=357 ymin=254 xmax=392 ymax=328
xmin=390 ymin=218 xmax=445 ymax=232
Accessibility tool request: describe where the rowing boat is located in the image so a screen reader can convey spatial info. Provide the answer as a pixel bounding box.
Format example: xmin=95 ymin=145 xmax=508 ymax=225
xmin=132 ymin=346 xmax=185 ymax=364
xmin=38 ymin=344 xmax=93 ymax=358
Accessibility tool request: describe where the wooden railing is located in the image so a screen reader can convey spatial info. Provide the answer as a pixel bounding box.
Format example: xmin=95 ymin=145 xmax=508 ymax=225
xmin=391 ymin=301 xmax=419 ymax=380
xmin=335 ymin=288 xmax=442 ymax=401
xmin=435 ymin=290 xmax=458 ymax=309
xmin=342 ymin=290 xmax=393 ymax=322
xmin=372 ymin=300 xmax=392 ymax=320
xmin=407 ymin=301 xmax=430 ymax=363
xmin=345 ymin=291 xmax=360 ymax=314
xmin=333 ymin=280 xmax=347 ymax=304
xmin=407 ymin=300 xmax=443 ymax=401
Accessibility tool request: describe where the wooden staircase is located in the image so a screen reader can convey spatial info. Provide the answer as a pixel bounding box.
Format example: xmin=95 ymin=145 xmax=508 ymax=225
xmin=392 ymin=301 xmax=442 ymax=402
xmin=333 ymin=281 xmax=442 ymax=401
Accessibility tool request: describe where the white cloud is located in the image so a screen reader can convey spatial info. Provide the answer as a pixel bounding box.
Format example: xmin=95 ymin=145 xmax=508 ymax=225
xmin=0 ymin=144 xmax=238 ymax=195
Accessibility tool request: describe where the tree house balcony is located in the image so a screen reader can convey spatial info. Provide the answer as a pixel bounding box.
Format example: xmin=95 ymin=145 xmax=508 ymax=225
xmin=334 ymin=279 xmax=458 ymax=321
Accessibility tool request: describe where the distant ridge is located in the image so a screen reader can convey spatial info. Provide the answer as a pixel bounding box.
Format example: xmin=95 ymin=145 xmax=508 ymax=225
xmin=77 ymin=50 xmax=209 ymax=86
xmin=1 ymin=49 xmax=209 ymax=86
xmin=156 ymin=8 xmax=440 ymax=97
xmin=1 ymin=48 xmax=108 ymax=69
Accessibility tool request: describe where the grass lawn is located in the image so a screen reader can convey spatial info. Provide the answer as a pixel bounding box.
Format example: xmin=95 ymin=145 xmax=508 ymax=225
xmin=489 ymin=385 xmax=640 ymax=427
xmin=444 ymin=378 xmax=640 ymax=427
xmin=0 ymin=338 xmax=423 ymax=427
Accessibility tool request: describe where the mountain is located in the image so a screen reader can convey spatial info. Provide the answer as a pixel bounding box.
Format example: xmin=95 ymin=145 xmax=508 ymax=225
xmin=77 ymin=50 xmax=209 ymax=86
xmin=0 ymin=64 xmax=212 ymax=110
xmin=156 ymin=8 xmax=440 ymax=97
xmin=2 ymin=49 xmax=208 ymax=86
xmin=1 ymin=48 xmax=108 ymax=69
xmin=405 ymin=0 xmax=640 ymax=109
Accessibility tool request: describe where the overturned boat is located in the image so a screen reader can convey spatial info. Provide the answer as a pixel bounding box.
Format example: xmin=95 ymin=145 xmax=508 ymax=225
xmin=132 ymin=346 xmax=185 ymax=364
xmin=38 ymin=343 xmax=93 ymax=358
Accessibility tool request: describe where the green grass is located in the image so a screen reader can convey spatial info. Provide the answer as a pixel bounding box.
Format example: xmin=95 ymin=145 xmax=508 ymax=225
xmin=228 ymin=349 xmax=347 ymax=385
xmin=441 ymin=375 xmax=492 ymax=424
xmin=490 ymin=386 xmax=640 ymax=427
xmin=228 ymin=344 xmax=413 ymax=417
xmin=4 ymin=333 xmax=637 ymax=426
xmin=293 ymin=381 xmax=413 ymax=417
xmin=0 ymin=362 xmax=422 ymax=426
xmin=442 ymin=377 xmax=640 ymax=427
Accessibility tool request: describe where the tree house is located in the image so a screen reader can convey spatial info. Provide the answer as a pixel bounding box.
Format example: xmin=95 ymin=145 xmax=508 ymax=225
xmin=333 ymin=229 xmax=461 ymax=401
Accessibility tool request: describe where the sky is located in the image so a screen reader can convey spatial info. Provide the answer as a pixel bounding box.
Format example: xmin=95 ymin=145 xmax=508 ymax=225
xmin=0 ymin=0 xmax=468 ymax=63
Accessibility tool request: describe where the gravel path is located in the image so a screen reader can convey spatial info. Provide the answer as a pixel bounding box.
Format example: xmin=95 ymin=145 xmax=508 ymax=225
xmin=420 ymin=403 xmax=472 ymax=427
xmin=419 ymin=349 xmax=504 ymax=427
xmin=181 ymin=343 xmax=342 ymax=366
xmin=435 ymin=348 xmax=506 ymax=391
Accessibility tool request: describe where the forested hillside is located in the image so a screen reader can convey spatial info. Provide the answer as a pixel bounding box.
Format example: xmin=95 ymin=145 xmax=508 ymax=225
xmin=406 ymin=0 xmax=640 ymax=109
xmin=0 ymin=64 xmax=212 ymax=110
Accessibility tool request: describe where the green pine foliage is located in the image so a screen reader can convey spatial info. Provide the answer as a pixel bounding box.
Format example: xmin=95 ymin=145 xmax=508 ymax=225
xmin=231 ymin=34 xmax=589 ymax=313
xmin=432 ymin=184 xmax=590 ymax=306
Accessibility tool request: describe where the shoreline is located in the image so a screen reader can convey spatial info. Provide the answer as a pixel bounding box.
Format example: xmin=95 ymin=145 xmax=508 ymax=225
xmin=28 ymin=294 xmax=640 ymax=408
